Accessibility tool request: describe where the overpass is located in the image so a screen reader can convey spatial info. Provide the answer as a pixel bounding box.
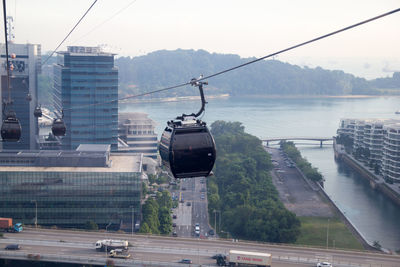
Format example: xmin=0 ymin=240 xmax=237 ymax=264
xmin=262 ymin=137 xmax=333 ymax=147
xmin=0 ymin=228 xmax=399 ymax=267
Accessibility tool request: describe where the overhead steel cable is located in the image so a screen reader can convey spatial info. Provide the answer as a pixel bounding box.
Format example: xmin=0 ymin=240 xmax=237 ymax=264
xmin=42 ymin=0 xmax=98 ymax=65
xmin=61 ymin=7 xmax=400 ymax=113
xmin=199 ymin=7 xmax=400 ymax=82
xmin=72 ymin=0 xmax=138 ymax=44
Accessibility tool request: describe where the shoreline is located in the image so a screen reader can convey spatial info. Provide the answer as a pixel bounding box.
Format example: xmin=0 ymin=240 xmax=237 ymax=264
xmin=119 ymin=94 xmax=400 ymax=104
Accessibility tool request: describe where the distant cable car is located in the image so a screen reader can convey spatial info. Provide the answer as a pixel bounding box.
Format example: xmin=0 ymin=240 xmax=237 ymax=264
xmin=34 ymin=106 xmax=42 ymax=118
xmin=159 ymin=78 xmax=216 ymax=179
xmin=1 ymin=110 xmax=21 ymax=142
xmin=51 ymin=118 xmax=66 ymax=136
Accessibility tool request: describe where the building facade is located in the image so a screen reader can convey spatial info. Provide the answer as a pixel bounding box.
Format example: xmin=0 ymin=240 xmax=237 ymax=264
xmin=118 ymin=112 xmax=158 ymax=159
xmin=53 ymin=46 xmax=118 ymax=150
xmin=382 ymin=123 xmax=400 ymax=183
xmin=337 ymin=118 xmax=400 ymax=182
xmin=0 ymin=145 xmax=142 ymax=228
xmin=0 ymin=43 xmax=41 ymax=149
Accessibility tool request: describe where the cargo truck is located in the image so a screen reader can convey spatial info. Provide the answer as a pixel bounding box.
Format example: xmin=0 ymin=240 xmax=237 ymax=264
xmin=95 ymin=240 xmax=129 ymax=252
xmin=216 ymin=250 xmax=272 ymax=267
xmin=0 ymin=218 xmax=23 ymax=233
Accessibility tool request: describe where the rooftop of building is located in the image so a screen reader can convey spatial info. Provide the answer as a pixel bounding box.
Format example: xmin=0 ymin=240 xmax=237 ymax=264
xmin=0 ymin=154 xmax=142 ymax=173
xmin=57 ymin=46 xmax=116 ymax=56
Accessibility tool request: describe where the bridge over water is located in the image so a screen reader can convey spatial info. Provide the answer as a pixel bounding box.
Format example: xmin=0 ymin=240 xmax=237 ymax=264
xmin=262 ymin=136 xmax=333 ymax=147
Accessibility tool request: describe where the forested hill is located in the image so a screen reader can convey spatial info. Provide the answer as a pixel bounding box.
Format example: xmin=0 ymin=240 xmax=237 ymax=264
xmin=115 ymin=49 xmax=400 ymax=97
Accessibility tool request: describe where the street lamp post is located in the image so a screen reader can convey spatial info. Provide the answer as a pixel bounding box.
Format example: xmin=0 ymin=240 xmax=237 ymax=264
xmin=105 ymin=222 xmax=111 ymax=258
xmin=31 ymin=200 xmax=37 ymax=228
xmin=130 ymin=206 xmax=135 ymax=236
xmin=326 ymin=218 xmax=330 ymax=249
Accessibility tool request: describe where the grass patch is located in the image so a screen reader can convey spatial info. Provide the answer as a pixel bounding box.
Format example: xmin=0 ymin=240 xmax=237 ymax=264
xmin=295 ymin=216 xmax=364 ymax=250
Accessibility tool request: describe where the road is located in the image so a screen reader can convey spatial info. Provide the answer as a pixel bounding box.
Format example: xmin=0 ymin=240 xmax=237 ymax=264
xmin=174 ymin=177 xmax=213 ymax=238
xmin=1 ymin=228 xmax=399 ymax=266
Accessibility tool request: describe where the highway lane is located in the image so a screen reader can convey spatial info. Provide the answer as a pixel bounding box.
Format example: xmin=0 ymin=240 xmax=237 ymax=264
xmin=1 ymin=228 xmax=399 ymax=266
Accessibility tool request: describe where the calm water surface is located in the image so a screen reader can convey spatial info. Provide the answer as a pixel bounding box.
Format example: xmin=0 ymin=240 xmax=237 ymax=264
xmin=120 ymin=96 xmax=400 ymax=250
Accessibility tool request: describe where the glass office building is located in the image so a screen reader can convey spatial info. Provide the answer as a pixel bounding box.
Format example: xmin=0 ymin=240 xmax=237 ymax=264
xmin=0 ymin=152 xmax=142 ymax=229
xmin=0 ymin=43 xmax=41 ymax=150
xmin=53 ymin=46 xmax=118 ymax=150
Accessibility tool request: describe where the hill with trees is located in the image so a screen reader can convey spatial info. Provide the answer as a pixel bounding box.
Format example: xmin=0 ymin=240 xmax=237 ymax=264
xmin=115 ymin=49 xmax=400 ymax=98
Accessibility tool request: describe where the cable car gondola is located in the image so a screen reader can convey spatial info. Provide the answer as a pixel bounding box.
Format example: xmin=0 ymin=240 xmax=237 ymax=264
xmin=51 ymin=118 xmax=66 ymax=137
xmin=159 ymin=79 xmax=216 ymax=179
xmin=34 ymin=106 xmax=42 ymax=118
xmin=1 ymin=110 xmax=21 ymax=142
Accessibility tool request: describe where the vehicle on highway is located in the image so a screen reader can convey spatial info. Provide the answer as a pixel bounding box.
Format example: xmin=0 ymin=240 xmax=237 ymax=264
xmin=216 ymin=250 xmax=272 ymax=267
xmin=179 ymin=259 xmax=192 ymax=264
xmin=173 ymin=214 xmax=177 ymax=219
xmin=172 ymin=231 xmax=178 ymax=237
xmin=172 ymin=223 xmax=177 ymax=227
xmin=109 ymin=249 xmax=131 ymax=259
xmin=317 ymin=262 xmax=332 ymax=267
xmin=200 ymin=188 xmax=206 ymax=192
xmin=95 ymin=240 xmax=128 ymax=252
xmin=211 ymin=253 xmax=226 ymax=259
xmin=0 ymin=218 xmax=23 ymax=233
xmin=209 ymin=229 xmax=215 ymax=236
xmin=4 ymin=244 xmax=21 ymax=250
xmin=186 ymin=202 xmax=191 ymax=206
xmin=200 ymin=193 xmax=205 ymax=199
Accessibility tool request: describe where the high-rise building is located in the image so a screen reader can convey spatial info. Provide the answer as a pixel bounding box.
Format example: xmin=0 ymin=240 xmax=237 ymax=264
xmin=0 ymin=43 xmax=41 ymax=150
xmin=53 ymin=46 xmax=118 ymax=150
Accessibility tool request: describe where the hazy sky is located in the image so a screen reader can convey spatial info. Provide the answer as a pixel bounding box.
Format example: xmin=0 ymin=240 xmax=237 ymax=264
xmin=4 ymin=0 xmax=400 ymax=79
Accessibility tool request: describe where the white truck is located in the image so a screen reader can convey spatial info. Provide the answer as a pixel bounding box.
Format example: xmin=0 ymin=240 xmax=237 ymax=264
xmin=216 ymin=250 xmax=272 ymax=267
xmin=95 ymin=239 xmax=129 ymax=252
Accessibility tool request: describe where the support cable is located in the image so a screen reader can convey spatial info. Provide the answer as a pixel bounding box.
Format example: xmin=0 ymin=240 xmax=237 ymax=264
xmin=61 ymin=7 xmax=400 ymax=112
xmin=42 ymin=0 xmax=98 ymax=65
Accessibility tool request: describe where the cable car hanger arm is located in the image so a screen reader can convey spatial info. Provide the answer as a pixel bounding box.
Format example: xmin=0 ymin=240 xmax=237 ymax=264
xmin=176 ymin=77 xmax=208 ymax=120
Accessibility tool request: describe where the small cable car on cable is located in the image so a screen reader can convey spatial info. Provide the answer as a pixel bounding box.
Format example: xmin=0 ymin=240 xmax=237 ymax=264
xmin=1 ymin=110 xmax=21 ymax=142
xmin=159 ymin=78 xmax=216 ymax=179
xmin=34 ymin=106 xmax=42 ymax=118
xmin=51 ymin=118 xmax=66 ymax=137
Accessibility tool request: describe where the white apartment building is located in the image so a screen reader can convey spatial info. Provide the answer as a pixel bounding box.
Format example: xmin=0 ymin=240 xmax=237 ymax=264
xmin=382 ymin=123 xmax=400 ymax=182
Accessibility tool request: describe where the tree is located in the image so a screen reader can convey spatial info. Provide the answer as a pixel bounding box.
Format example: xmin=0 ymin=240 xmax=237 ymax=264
xmin=139 ymin=222 xmax=151 ymax=234
xmin=85 ymin=221 xmax=98 ymax=230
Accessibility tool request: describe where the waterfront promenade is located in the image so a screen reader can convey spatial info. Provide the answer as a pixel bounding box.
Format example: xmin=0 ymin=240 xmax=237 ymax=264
xmin=334 ymin=143 xmax=400 ymax=205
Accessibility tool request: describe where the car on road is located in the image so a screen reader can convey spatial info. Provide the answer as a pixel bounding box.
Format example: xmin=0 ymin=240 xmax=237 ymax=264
xmin=179 ymin=259 xmax=192 ymax=264
xmin=208 ymin=229 xmax=215 ymax=236
xmin=200 ymin=193 xmax=205 ymax=199
xmin=317 ymin=262 xmax=332 ymax=267
xmin=172 ymin=231 xmax=178 ymax=237
xmin=173 ymin=214 xmax=177 ymax=219
xmin=4 ymin=244 xmax=21 ymax=250
xmin=200 ymin=188 xmax=206 ymax=192
xmin=172 ymin=223 xmax=177 ymax=227
xmin=186 ymin=202 xmax=191 ymax=206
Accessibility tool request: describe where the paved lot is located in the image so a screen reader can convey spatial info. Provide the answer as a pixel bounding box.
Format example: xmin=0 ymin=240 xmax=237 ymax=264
xmin=266 ymin=147 xmax=334 ymax=217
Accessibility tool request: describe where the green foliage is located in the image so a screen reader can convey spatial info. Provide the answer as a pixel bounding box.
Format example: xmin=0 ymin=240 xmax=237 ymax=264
xmin=142 ymin=182 xmax=148 ymax=198
xmin=280 ymin=141 xmax=323 ymax=182
xmin=141 ymin=198 xmax=160 ymax=234
xmin=140 ymin=191 xmax=173 ymax=235
xmin=209 ymin=121 xmax=300 ymax=243
xmin=296 ymin=217 xmax=363 ymax=250
xmin=139 ymin=222 xmax=151 ymax=234
xmin=114 ymin=49 xmax=390 ymax=98
xmin=85 ymin=220 xmax=98 ymax=230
